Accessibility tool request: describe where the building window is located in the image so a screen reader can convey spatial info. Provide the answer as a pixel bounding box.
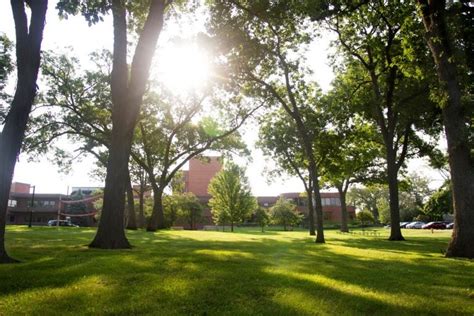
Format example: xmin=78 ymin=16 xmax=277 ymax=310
xmin=9 ymin=216 xmax=14 ymax=223
xmin=8 ymin=199 xmax=17 ymax=207
xmin=324 ymin=212 xmax=332 ymax=220
xmin=330 ymin=198 xmax=341 ymax=206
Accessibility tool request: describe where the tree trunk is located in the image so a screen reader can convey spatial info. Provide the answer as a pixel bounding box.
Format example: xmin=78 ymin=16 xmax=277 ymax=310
xmin=300 ymin=126 xmax=325 ymax=243
xmin=418 ymin=0 xmax=474 ymax=258
xmin=372 ymin=206 xmax=380 ymax=222
xmin=387 ymin=149 xmax=404 ymax=241
xmin=89 ymin=132 xmax=132 ymax=248
xmin=126 ymin=171 xmax=137 ymax=230
xmin=0 ymin=0 xmax=47 ymax=264
xmin=312 ymin=182 xmax=325 ymax=243
xmin=338 ymin=186 xmax=349 ymax=233
xmin=231 ymin=221 xmax=234 ymax=232
xmin=147 ymin=183 xmax=166 ymax=231
xmin=89 ymin=0 xmax=165 ymax=249
xmin=305 ymin=186 xmax=316 ymax=236
xmin=138 ymin=180 xmax=146 ymax=228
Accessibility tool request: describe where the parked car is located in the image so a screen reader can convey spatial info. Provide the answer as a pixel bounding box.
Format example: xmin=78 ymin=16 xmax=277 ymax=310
xmin=47 ymin=220 xmax=79 ymax=227
xmin=400 ymin=222 xmax=410 ymax=228
xmin=422 ymin=222 xmax=446 ymax=229
xmin=406 ymin=221 xmax=426 ymax=229
xmin=446 ymin=222 xmax=454 ymax=229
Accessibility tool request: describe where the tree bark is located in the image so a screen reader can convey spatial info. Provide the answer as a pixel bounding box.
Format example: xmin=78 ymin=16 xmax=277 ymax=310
xmin=137 ymin=170 xmax=147 ymax=228
xmin=305 ymin=185 xmax=316 ymax=236
xmin=294 ymin=117 xmax=325 ymax=243
xmin=138 ymin=188 xmax=145 ymax=228
xmin=126 ymin=171 xmax=137 ymax=230
xmin=387 ymin=149 xmax=404 ymax=240
xmin=0 ymin=0 xmax=47 ymax=264
xmin=418 ymin=0 xmax=474 ymax=258
xmin=89 ymin=0 xmax=165 ymax=248
xmin=337 ymin=186 xmax=349 ymax=233
xmin=146 ymin=181 xmax=166 ymax=231
xmin=312 ymin=179 xmax=325 ymax=243
xmin=231 ymin=221 xmax=234 ymax=232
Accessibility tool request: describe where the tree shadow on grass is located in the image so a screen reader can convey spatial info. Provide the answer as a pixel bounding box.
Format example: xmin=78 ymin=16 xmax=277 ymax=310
xmin=1 ymin=228 xmax=473 ymax=315
xmin=330 ymin=235 xmax=451 ymax=256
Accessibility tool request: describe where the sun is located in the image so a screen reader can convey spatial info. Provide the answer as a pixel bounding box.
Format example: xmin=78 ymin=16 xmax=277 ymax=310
xmin=154 ymin=42 xmax=212 ymax=95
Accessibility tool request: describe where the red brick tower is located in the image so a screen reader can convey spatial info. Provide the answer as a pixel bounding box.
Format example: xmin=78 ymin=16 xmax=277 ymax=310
xmin=185 ymin=157 xmax=222 ymax=197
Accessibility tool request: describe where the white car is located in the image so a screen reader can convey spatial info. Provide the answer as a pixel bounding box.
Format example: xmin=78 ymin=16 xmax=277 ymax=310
xmin=406 ymin=221 xmax=425 ymax=229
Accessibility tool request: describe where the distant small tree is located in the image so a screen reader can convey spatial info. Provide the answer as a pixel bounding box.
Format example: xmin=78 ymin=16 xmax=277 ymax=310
xmin=357 ymin=211 xmax=375 ymax=227
xmin=271 ymin=197 xmax=302 ymax=231
xmin=208 ymin=162 xmax=257 ymax=232
xmin=176 ymin=193 xmax=203 ymax=230
xmin=163 ymin=195 xmax=179 ymax=228
xmin=254 ymin=207 xmax=270 ymax=232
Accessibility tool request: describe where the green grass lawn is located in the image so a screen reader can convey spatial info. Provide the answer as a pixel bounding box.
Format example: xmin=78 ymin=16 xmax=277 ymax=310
xmin=0 ymin=227 xmax=472 ymax=315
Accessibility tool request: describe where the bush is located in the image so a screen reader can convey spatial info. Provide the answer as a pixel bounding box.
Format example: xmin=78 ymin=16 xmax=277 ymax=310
xmin=356 ymin=211 xmax=375 ymax=226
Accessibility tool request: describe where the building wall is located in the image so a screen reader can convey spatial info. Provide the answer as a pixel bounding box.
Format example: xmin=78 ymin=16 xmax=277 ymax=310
xmin=279 ymin=192 xmax=356 ymax=223
xmin=182 ymin=159 xmax=355 ymax=228
xmin=7 ymin=190 xmax=97 ymax=227
xmin=7 ymin=194 xmax=67 ymax=226
xmin=10 ymin=182 xmax=31 ymax=194
xmin=186 ymin=157 xmax=222 ymax=197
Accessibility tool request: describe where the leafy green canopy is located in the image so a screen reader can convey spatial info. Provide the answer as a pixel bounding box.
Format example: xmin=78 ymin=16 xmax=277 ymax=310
xmin=422 ymin=182 xmax=453 ymax=221
xmin=0 ymin=34 xmax=13 ymax=123
xmin=208 ymin=162 xmax=257 ymax=228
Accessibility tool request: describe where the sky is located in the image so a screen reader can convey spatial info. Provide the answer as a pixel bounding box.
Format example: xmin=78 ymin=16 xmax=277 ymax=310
xmin=0 ymin=2 xmax=445 ymax=196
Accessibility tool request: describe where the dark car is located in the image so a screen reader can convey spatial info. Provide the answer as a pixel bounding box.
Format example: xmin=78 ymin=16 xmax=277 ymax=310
xmin=400 ymin=222 xmax=409 ymax=228
xmin=446 ymin=222 xmax=454 ymax=229
xmin=422 ymin=222 xmax=446 ymax=230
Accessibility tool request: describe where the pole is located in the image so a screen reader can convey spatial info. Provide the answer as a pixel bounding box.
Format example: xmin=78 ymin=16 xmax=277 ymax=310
xmin=57 ymin=194 xmax=61 ymax=228
xmin=28 ymin=185 xmax=36 ymax=228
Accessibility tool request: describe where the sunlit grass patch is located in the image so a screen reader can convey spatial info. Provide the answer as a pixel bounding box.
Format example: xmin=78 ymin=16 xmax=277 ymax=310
xmin=0 ymin=226 xmax=472 ymax=315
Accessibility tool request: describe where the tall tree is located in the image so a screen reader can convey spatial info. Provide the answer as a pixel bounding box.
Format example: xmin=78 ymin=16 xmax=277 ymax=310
xmin=58 ymin=0 xmax=171 ymax=248
xmin=258 ymin=108 xmax=322 ymax=236
xmin=319 ymin=122 xmax=382 ymax=232
xmin=208 ymin=0 xmax=327 ymax=242
xmin=0 ymin=0 xmax=48 ymax=264
xmin=328 ymin=0 xmax=440 ymax=240
xmin=131 ymin=91 xmax=250 ymax=232
xmin=0 ymin=34 xmax=14 ymax=119
xmin=26 ymin=51 xmax=139 ymax=230
xmin=208 ymin=162 xmax=257 ymax=232
xmin=417 ymin=0 xmax=474 ymax=258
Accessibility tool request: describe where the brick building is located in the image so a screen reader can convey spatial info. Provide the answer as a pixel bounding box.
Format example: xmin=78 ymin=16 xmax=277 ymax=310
xmin=182 ymin=156 xmax=223 ymax=226
xmin=7 ymin=183 xmax=97 ymax=227
xmin=7 ymin=183 xmax=69 ymax=226
xmin=182 ymin=157 xmax=356 ymax=228
xmin=280 ymin=192 xmax=356 ymax=223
